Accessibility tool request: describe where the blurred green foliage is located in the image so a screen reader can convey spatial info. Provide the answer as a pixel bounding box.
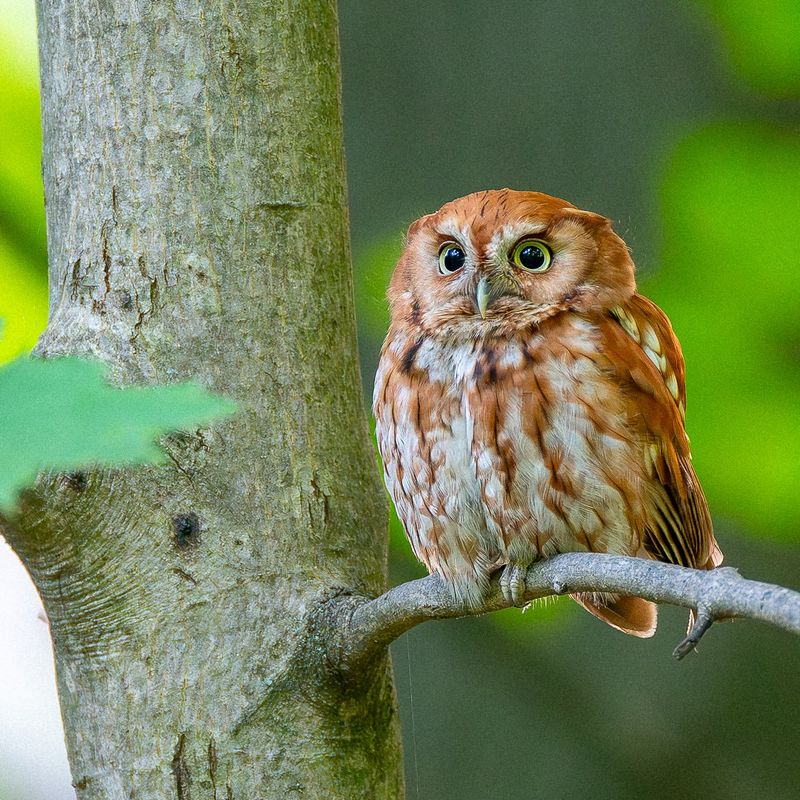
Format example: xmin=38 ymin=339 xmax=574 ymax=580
xmin=353 ymin=234 xmax=405 ymax=341
xmin=0 ymin=14 xmax=48 ymax=364
xmin=697 ymin=0 xmax=800 ymax=94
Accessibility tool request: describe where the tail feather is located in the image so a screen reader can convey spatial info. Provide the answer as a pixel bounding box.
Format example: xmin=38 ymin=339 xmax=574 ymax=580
xmin=571 ymin=593 xmax=658 ymax=638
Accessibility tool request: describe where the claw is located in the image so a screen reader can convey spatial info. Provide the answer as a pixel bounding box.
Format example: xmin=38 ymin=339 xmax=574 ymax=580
xmin=500 ymin=563 xmax=528 ymax=607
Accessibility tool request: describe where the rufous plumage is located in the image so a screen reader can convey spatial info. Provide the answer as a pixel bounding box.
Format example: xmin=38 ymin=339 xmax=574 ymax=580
xmin=373 ymin=189 xmax=722 ymax=636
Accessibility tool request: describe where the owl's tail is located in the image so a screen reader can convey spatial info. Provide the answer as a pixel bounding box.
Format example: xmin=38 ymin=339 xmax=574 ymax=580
xmin=570 ymin=592 xmax=657 ymax=638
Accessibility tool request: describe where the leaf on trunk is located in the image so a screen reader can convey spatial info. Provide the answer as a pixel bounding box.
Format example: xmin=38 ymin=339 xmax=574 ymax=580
xmin=0 ymin=355 xmax=236 ymax=512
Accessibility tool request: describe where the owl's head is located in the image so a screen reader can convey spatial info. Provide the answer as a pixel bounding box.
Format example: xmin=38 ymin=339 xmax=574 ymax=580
xmin=388 ymin=189 xmax=636 ymax=339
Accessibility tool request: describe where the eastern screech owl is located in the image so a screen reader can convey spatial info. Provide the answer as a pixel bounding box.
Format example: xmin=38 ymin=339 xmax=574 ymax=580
xmin=373 ymin=189 xmax=722 ymax=637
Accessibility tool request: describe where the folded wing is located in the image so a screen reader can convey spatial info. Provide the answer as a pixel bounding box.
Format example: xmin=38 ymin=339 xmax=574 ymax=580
xmin=604 ymin=294 xmax=723 ymax=571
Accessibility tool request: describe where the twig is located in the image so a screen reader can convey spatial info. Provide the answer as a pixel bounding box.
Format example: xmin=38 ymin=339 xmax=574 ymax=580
xmin=327 ymin=554 xmax=800 ymax=677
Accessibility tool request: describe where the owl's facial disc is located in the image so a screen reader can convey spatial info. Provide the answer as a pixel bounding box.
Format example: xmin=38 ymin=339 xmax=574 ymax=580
xmin=388 ymin=189 xmax=637 ymax=340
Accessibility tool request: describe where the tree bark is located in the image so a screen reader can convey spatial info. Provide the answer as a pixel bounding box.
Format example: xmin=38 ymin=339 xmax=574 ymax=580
xmin=6 ymin=1 xmax=404 ymax=797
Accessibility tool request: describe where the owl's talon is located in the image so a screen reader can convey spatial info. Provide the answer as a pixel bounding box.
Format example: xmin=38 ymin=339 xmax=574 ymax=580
xmin=500 ymin=564 xmax=528 ymax=607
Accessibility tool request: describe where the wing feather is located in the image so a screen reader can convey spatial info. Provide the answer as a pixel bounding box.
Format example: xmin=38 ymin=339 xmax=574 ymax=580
xmin=604 ymin=295 xmax=722 ymax=570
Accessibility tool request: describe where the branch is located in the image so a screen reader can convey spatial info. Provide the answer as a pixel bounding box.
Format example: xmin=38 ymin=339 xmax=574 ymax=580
xmin=329 ymin=553 xmax=800 ymax=677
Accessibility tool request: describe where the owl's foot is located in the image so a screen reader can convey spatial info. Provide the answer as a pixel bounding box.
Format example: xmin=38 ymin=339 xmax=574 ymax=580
xmin=500 ymin=563 xmax=528 ymax=607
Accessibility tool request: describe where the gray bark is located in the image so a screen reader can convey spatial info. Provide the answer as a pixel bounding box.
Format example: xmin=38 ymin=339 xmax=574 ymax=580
xmin=6 ymin=1 xmax=403 ymax=797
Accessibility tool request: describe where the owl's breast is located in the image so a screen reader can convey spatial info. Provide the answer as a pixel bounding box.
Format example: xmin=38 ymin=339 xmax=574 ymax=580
xmin=373 ymin=331 xmax=504 ymax=598
xmin=374 ymin=316 xmax=648 ymax=600
xmin=462 ymin=314 xmax=647 ymax=561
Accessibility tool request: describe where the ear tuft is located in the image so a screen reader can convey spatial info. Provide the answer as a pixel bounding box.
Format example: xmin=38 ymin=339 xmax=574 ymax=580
xmin=562 ymin=208 xmax=612 ymax=229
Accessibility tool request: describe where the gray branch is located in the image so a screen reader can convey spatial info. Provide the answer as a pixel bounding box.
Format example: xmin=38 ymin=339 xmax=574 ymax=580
xmin=329 ymin=554 xmax=800 ymax=676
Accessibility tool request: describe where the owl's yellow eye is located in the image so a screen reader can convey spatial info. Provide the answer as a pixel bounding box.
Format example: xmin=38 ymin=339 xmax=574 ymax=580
xmin=438 ymin=243 xmax=466 ymax=275
xmin=511 ymin=238 xmax=552 ymax=273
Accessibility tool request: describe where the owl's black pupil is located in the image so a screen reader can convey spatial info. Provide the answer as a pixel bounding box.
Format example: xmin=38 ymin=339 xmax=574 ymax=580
xmin=443 ymin=247 xmax=465 ymax=272
xmin=519 ymin=245 xmax=545 ymax=269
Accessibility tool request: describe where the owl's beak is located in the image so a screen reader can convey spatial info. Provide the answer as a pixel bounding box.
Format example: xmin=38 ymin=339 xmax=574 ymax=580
xmin=476 ymin=277 xmax=491 ymax=319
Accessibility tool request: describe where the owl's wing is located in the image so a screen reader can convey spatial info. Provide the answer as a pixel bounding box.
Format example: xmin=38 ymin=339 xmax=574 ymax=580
xmin=602 ymin=294 xmax=722 ymax=570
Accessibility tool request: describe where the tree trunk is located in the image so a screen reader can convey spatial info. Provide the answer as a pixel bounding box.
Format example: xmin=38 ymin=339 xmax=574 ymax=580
xmin=5 ymin=1 xmax=404 ymax=797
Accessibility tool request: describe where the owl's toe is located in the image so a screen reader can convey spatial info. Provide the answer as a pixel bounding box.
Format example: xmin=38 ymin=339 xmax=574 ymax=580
xmin=500 ymin=563 xmax=528 ymax=607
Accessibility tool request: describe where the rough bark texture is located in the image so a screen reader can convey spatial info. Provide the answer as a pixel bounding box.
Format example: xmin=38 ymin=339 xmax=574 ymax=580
xmin=5 ymin=1 xmax=404 ymax=797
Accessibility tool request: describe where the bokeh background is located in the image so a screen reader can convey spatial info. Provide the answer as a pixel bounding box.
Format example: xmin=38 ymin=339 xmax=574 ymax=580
xmin=1 ymin=1 xmax=799 ymax=797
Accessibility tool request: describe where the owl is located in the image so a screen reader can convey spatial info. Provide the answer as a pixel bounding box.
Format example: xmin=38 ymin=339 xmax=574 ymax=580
xmin=373 ymin=189 xmax=722 ymax=637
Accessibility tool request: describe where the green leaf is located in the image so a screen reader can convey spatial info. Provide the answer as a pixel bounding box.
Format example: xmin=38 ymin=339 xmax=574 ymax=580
xmin=0 ymin=356 xmax=237 ymax=512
